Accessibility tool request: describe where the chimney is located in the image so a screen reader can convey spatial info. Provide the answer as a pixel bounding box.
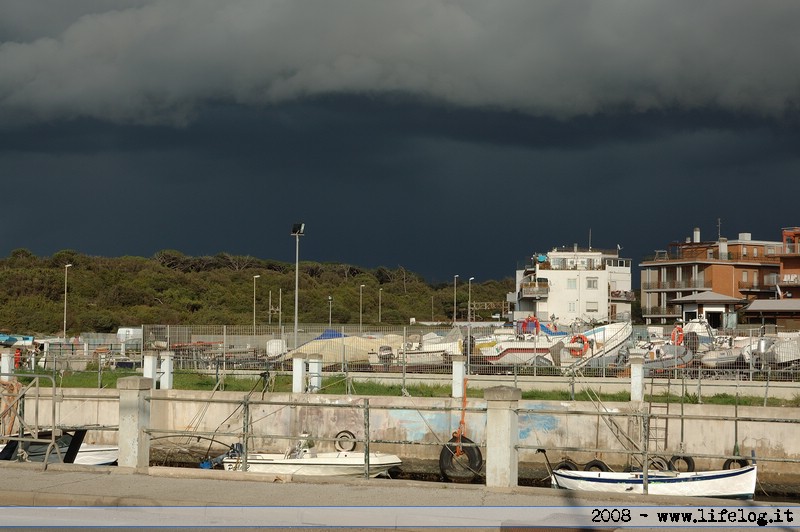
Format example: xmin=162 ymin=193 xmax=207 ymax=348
xmin=693 ymin=227 xmax=701 ymax=243
xmin=719 ymin=237 xmax=728 ymax=259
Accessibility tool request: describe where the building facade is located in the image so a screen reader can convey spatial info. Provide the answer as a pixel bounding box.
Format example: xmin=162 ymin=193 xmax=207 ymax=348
xmin=507 ymin=245 xmax=633 ymax=325
xmin=639 ymin=227 xmax=784 ymax=326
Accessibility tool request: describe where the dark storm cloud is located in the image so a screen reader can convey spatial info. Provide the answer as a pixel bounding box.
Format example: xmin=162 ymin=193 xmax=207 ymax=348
xmin=2 ymin=1 xmax=800 ymax=126
xmin=1 ymin=1 xmax=800 ymax=283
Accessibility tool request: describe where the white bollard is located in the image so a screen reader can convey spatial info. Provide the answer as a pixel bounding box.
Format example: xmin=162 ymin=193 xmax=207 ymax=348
xmin=159 ymin=351 xmax=174 ymax=390
xmin=451 ymin=355 xmax=466 ymax=398
xmin=485 ymin=386 xmax=522 ymax=488
xmin=307 ymin=354 xmax=323 ymax=393
xmin=292 ymin=353 xmax=306 ymax=393
xmin=117 ymin=376 xmax=153 ymax=471
xmin=1 ymin=350 xmax=12 ymax=381
xmin=629 ymin=349 xmax=645 ymax=403
xmin=143 ymin=351 xmax=158 ymax=383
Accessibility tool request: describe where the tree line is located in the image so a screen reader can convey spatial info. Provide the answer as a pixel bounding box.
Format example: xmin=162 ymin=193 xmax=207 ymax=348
xmin=0 ymin=249 xmax=514 ymax=336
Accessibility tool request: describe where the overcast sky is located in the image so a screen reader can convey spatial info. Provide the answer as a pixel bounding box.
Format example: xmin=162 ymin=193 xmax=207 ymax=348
xmin=2 ymin=0 xmax=799 ymax=284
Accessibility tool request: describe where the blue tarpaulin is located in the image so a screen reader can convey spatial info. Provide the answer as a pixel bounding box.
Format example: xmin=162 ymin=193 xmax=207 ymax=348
xmin=314 ymin=329 xmax=347 ymax=340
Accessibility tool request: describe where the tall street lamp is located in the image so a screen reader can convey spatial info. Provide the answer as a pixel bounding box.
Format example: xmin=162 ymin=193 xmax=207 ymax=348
xmin=252 ymin=274 xmax=260 ymax=333
xmin=378 ymin=288 xmax=383 ymax=323
xmin=63 ymin=263 xmax=73 ymax=341
xmin=467 ymin=276 xmax=475 ymax=365
xmin=468 ymin=277 xmax=474 ymax=324
xmin=453 ymin=274 xmax=459 ymax=322
xmin=291 ymin=223 xmax=305 ymax=350
xmin=328 ymin=295 xmax=333 ymax=328
xmin=359 ymin=284 xmax=365 ymax=333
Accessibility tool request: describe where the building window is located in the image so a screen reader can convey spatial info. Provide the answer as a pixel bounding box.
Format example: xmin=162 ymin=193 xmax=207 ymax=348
xmin=587 ymin=277 xmax=598 ymax=290
xmin=567 ymin=278 xmax=577 ymax=290
xmin=742 ymin=247 xmax=747 ymax=257
xmin=753 ymin=248 xmax=758 ymax=257
xmin=742 ymin=271 xmax=748 ymax=282
xmin=568 ymin=302 xmax=576 ymax=312
xmin=707 ymin=249 xmax=714 ymax=259
xmin=586 ymin=301 xmax=599 ymax=312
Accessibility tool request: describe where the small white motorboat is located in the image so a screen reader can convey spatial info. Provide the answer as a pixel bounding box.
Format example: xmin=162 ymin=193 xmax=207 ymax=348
xmin=550 ymin=465 xmax=757 ymax=499
xmin=218 ymin=436 xmax=401 ymax=478
xmin=0 ymin=430 xmax=118 ymax=466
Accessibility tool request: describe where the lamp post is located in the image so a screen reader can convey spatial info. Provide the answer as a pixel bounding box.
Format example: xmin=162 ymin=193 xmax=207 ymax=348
xmin=467 ymin=277 xmax=474 ymax=368
xmin=252 ymin=274 xmax=260 ymax=333
xmin=378 ymin=288 xmax=383 ymax=323
xmin=468 ymin=277 xmax=474 ymax=324
xmin=63 ymin=263 xmax=73 ymax=341
xmin=359 ymin=284 xmax=365 ymax=333
xmin=328 ymin=295 xmax=333 ymax=328
xmin=453 ymin=274 xmax=459 ymax=322
xmin=291 ymin=223 xmax=305 ymax=350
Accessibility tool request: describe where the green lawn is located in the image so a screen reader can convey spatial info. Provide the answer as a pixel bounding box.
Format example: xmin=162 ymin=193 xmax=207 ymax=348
xmin=15 ymin=368 xmax=800 ymax=407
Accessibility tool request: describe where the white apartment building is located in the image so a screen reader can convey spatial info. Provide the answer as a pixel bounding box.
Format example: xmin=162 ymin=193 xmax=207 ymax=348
xmin=507 ymin=244 xmax=633 ymax=325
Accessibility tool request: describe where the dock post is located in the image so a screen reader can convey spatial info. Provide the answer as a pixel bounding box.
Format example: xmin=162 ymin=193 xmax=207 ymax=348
xmin=0 ymin=350 xmax=12 ymax=380
xmin=292 ymin=353 xmax=306 ymax=393
xmin=142 ymin=351 xmax=158 ymax=383
xmin=629 ymin=349 xmax=645 ymax=404
xmin=159 ymin=351 xmax=174 ymax=390
xmin=451 ymin=355 xmax=466 ymax=398
xmin=117 ymin=376 xmax=153 ymax=472
xmin=307 ymin=354 xmax=322 ymax=393
xmin=484 ymin=386 xmax=522 ymax=488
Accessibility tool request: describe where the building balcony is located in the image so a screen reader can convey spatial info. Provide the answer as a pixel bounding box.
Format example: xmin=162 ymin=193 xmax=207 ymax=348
xmin=640 ymin=280 xmax=712 ymax=291
xmin=519 ymin=282 xmax=549 ymax=300
xmin=641 ymin=251 xmax=781 ymax=264
xmin=737 ymin=282 xmax=778 ymax=293
xmin=641 ymin=306 xmax=681 ymax=318
xmin=609 ymin=290 xmax=636 ymax=302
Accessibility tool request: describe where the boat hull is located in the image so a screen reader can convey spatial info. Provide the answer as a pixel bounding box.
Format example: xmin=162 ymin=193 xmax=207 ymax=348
xmin=223 ymin=451 xmax=402 ymax=478
xmin=551 ymin=465 xmax=757 ymax=499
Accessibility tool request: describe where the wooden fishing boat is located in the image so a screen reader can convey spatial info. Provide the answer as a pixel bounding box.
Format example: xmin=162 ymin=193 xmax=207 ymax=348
xmin=550 ymin=465 xmax=757 ymax=499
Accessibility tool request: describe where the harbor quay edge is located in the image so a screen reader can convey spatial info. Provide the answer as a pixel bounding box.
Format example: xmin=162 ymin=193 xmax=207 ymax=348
xmin=13 ymin=378 xmax=800 ymax=490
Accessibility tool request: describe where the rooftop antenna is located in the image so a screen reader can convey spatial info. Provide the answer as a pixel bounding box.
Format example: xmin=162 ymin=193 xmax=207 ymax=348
xmin=588 ymin=228 xmax=592 ymax=251
xmin=717 ymin=217 xmax=722 ymax=241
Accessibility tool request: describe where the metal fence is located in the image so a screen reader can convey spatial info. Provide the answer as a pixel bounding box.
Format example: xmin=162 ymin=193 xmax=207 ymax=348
xmin=14 ymin=323 xmax=800 ymax=395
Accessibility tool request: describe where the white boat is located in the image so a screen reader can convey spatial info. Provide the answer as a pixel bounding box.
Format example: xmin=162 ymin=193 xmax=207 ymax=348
xmin=367 ymin=330 xmax=461 ymax=371
xmin=367 ymin=343 xmax=452 ymax=371
xmin=551 ymin=465 xmax=757 ymax=499
xmin=71 ymin=444 xmax=119 ymax=465
xmin=219 ymin=437 xmax=402 ymax=478
xmin=748 ymin=334 xmax=800 ymax=369
xmin=0 ymin=430 xmax=118 ymax=466
xmin=482 ymin=321 xmax=633 ymax=369
xmin=222 ymin=446 xmax=401 ymax=478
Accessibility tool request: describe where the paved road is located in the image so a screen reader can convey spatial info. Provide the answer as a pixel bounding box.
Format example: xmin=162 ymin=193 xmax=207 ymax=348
xmin=1 ymin=462 xmax=795 ymax=530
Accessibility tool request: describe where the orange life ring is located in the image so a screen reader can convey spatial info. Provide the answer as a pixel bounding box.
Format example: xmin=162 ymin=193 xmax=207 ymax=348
xmin=569 ymin=334 xmax=589 ymax=357
xmin=671 ymin=326 xmax=684 ymax=345
xmin=522 ymin=316 xmax=540 ymax=334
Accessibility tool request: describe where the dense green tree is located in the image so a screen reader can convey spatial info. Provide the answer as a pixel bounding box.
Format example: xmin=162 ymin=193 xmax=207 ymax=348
xmin=0 ymin=250 xmax=514 ymax=336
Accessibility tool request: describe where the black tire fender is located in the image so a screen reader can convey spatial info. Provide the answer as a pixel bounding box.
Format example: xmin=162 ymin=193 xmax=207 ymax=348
xmin=648 ymin=456 xmax=675 ymax=471
xmin=583 ymin=459 xmax=610 ymax=472
xmin=553 ymin=459 xmax=579 ymax=471
xmin=723 ymin=458 xmax=750 ymax=470
xmin=669 ymin=455 xmax=696 ymax=472
xmin=334 ymin=430 xmax=357 ymax=452
xmin=439 ymin=436 xmax=483 ymax=482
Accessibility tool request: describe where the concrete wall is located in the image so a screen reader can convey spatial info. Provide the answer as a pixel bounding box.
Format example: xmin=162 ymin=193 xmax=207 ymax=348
xmin=20 ymin=387 xmax=800 ymax=481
